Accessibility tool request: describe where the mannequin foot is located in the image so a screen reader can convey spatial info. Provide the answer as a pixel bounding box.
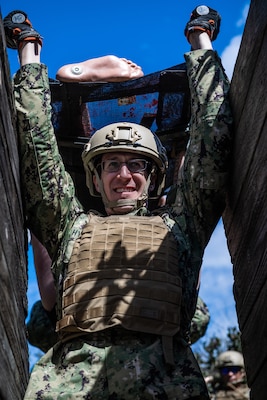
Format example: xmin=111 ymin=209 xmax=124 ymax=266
xmin=56 ymin=55 xmax=144 ymax=83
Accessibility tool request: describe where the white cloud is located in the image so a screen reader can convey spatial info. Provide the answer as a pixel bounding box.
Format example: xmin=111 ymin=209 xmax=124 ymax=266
xmin=221 ymin=3 xmax=250 ymax=79
xmin=221 ymin=35 xmax=242 ymax=79
xmin=236 ymin=4 xmax=250 ymax=27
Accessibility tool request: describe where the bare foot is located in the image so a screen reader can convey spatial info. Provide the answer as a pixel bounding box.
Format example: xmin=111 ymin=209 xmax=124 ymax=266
xmin=56 ymin=55 xmax=144 ymax=83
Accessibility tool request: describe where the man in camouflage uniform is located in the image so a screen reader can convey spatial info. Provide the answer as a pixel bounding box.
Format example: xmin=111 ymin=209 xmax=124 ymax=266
xmin=209 ymin=351 xmax=250 ymax=399
xmin=4 ymin=5 xmax=232 ymax=399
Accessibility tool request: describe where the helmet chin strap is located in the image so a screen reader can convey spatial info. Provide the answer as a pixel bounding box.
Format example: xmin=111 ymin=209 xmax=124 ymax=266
xmin=104 ymin=198 xmax=145 ymax=212
xmin=94 ymin=170 xmax=152 ymax=213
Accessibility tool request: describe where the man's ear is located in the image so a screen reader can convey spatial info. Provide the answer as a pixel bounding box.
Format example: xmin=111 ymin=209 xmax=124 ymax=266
xmin=93 ymin=175 xmax=101 ymax=193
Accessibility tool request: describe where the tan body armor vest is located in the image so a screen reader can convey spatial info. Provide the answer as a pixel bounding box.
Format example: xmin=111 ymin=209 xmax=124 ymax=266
xmin=57 ymin=213 xmax=182 ymax=364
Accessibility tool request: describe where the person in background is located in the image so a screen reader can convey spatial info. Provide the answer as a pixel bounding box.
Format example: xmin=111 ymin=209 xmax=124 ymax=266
xmin=207 ymin=351 xmax=250 ymax=399
xmin=4 ymin=4 xmax=232 ymax=399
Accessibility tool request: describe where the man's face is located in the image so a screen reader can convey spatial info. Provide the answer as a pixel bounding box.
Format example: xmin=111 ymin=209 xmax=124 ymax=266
xmin=93 ymin=152 xmax=151 ymax=215
xmin=220 ymin=366 xmax=245 ymax=386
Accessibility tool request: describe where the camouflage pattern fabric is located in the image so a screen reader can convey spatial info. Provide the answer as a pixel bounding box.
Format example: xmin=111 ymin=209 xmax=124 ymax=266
xmin=27 ymin=301 xmax=58 ymax=353
xmin=212 ymin=383 xmax=250 ymax=399
xmin=24 ymin=330 xmax=209 ymax=399
xmin=13 ymin=49 xmax=232 ymax=399
xmin=190 ymin=297 xmax=210 ymax=344
xmin=27 ymin=295 xmax=210 ymax=353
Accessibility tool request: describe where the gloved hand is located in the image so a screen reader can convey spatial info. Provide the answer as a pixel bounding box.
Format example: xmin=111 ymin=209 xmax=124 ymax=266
xmin=184 ymin=5 xmax=221 ymax=42
xmin=3 ymin=10 xmax=42 ymax=50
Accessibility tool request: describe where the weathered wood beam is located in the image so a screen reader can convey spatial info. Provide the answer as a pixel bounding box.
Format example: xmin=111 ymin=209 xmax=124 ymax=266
xmin=224 ymin=0 xmax=267 ymax=398
xmin=0 ymin=13 xmax=29 ymax=399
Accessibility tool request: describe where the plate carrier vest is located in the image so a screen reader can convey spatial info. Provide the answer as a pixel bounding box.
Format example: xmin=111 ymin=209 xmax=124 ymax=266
xmin=56 ymin=213 xmax=182 ymax=364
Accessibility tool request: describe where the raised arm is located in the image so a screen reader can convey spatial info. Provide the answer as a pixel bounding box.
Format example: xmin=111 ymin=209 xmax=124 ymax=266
xmin=169 ymin=6 xmax=233 ymax=249
xmin=31 ymin=233 xmax=56 ymax=312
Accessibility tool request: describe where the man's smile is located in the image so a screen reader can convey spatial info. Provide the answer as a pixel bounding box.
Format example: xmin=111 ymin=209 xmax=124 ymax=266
xmin=115 ymin=187 xmax=135 ymax=193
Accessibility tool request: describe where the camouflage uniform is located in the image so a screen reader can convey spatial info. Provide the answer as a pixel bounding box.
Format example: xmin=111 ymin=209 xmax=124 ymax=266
xmin=27 ymin=300 xmax=58 ymax=353
xmin=13 ymin=49 xmax=232 ymax=399
xmin=190 ymin=297 xmax=210 ymax=345
xmin=212 ymin=383 xmax=250 ymax=399
xmin=27 ymin=295 xmax=210 ymax=353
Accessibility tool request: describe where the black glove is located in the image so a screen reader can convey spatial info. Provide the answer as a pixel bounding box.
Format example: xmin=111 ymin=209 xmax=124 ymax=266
xmin=184 ymin=5 xmax=221 ymax=42
xmin=3 ymin=10 xmax=42 ymax=50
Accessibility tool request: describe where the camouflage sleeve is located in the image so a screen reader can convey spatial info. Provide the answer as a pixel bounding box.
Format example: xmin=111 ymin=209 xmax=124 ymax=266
xmin=190 ymin=296 xmax=210 ymax=344
xmin=13 ymin=63 xmax=84 ymax=258
xmin=27 ymin=300 xmax=58 ymax=353
xmin=169 ymin=49 xmax=233 ymax=248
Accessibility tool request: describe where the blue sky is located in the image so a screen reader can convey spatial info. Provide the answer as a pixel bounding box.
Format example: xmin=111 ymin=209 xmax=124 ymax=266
xmin=1 ymin=0 xmax=250 ymax=366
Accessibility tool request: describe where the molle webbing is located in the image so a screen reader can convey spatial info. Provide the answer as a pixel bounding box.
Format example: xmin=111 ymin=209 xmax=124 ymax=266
xmin=57 ymin=213 xmax=182 ymax=364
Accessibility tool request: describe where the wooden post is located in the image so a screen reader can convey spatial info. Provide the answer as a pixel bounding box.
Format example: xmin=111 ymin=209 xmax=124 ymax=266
xmin=224 ymin=0 xmax=267 ymax=398
xmin=0 ymin=14 xmax=29 ymax=399
xmin=1 ymin=1 xmax=267 ymax=397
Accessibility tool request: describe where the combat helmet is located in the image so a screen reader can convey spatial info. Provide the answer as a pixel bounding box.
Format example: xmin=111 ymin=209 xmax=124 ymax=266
xmin=215 ymin=351 xmax=244 ymax=369
xmin=82 ymin=122 xmax=168 ymax=211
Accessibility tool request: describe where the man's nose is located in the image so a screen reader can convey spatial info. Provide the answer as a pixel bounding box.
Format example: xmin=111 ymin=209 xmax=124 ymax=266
xmin=117 ymin=164 xmax=132 ymax=177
